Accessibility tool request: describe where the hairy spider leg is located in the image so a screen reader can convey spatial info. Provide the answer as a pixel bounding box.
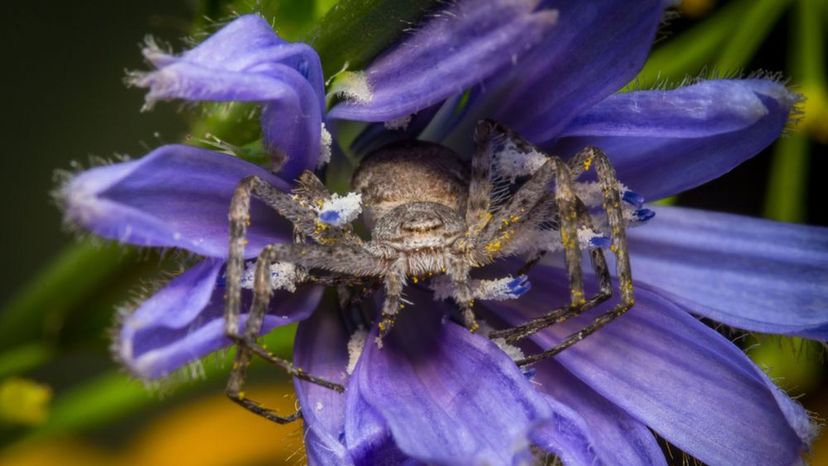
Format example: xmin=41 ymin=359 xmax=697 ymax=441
xmin=226 ymin=246 xmax=335 ymax=424
xmin=225 ymin=176 xmax=367 ymax=423
xmin=489 ymin=196 xmax=613 ymax=343
xmin=447 ymin=258 xmax=480 ymax=332
xmin=377 ymin=263 xmax=405 ymax=342
xmin=513 ymin=147 xmax=635 ymax=366
xmin=490 ymin=142 xmax=626 ymax=341
xmin=465 ymin=120 xmax=496 ymax=236
xmin=227 ymin=241 xmax=387 ymax=423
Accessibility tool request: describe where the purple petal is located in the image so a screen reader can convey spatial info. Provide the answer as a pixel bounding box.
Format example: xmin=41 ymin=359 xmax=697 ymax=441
xmin=492 ymin=267 xmax=815 ymax=466
xmin=328 ymin=0 xmax=557 ymax=122
xmin=132 ymin=15 xmax=325 ymax=178
xmin=489 ymin=0 xmax=664 ymax=143
xmin=352 ymin=292 xmax=550 ymax=465
xmin=118 ymin=259 xmax=321 ymax=379
xmin=62 ymin=144 xmax=291 ymax=258
xmin=293 ymin=308 xmax=354 ymax=466
xmin=530 ymin=359 xmax=666 ymax=466
xmin=629 ymin=206 xmax=828 ymax=339
xmin=554 ymin=79 xmax=798 ymax=200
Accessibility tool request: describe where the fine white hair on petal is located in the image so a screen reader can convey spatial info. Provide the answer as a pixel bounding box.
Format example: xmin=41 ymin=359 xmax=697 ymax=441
xmin=316 ymin=192 xmax=363 ymax=227
xmin=318 ymin=123 xmax=333 ymax=167
xmin=240 ymin=261 xmax=298 ymax=292
xmin=384 ymin=114 xmax=413 ymax=131
xmin=346 ymin=327 xmax=368 ymax=375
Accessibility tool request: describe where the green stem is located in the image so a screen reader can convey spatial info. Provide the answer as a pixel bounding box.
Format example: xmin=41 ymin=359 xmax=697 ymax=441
xmin=797 ymin=0 xmax=826 ymax=87
xmin=764 ymin=133 xmax=809 ymax=222
xmin=631 ymin=0 xmax=752 ymax=89
xmin=713 ymin=0 xmax=792 ymax=74
xmin=0 ymin=242 xmax=138 ymax=350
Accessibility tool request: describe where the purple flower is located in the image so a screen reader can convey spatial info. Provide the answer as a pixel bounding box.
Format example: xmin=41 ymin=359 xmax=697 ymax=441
xmin=59 ymin=2 xmax=827 ymax=465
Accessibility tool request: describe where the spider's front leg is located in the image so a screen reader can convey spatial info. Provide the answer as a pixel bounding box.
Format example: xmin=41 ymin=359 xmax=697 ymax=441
xmin=444 ymin=256 xmax=480 ymax=333
xmin=224 ymin=176 xmax=371 ymax=423
xmin=512 ymin=148 xmax=635 ymax=366
xmin=226 ymin=247 xmax=342 ymax=424
xmin=488 ymin=196 xmax=613 ymax=343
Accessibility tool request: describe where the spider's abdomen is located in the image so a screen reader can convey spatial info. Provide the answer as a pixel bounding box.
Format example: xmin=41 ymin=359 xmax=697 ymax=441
xmin=352 ymin=141 xmax=469 ymax=227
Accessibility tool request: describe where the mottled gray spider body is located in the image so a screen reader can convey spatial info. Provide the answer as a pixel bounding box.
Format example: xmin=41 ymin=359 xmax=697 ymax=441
xmin=221 ymin=120 xmax=639 ymax=423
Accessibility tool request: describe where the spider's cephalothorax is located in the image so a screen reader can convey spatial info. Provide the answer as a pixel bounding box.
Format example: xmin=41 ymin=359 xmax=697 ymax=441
xmin=221 ymin=120 xmax=643 ymax=423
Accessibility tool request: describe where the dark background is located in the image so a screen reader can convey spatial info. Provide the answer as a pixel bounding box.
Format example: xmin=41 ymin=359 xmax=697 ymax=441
xmin=0 ymin=1 xmax=193 ymax=305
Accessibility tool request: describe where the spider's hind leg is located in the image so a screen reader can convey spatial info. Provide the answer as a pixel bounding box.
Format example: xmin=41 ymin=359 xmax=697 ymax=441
xmin=511 ymin=147 xmax=635 ymax=366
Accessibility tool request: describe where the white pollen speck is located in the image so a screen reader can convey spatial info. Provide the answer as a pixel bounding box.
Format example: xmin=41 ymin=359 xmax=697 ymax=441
xmin=330 ymin=71 xmax=373 ymax=103
xmin=240 ymin=261 xmax=298 ymax=292
xmin=318 ymin=123 xmax=332 ymax=167
xmin=315 ymin=401 xmax=324 ymax=412
xmin=495 ymin=140 xmax=547 ymax=182
xmin=577 ymin=227 xmax=606 ymax=249
xmin=430 ymin=275 xmax=528 ymax=302
xmin=384 ymin=114 xmax=412 ymax=131
xmin=478 ymin=321 xmax=526 ymax=362
xmin=492 ymin=337 xmax=526 ymax=363
xmin=346 ymin=328 xmax=368 ymax=375
xmin=317 ymin=192 xmax=363 ymax=227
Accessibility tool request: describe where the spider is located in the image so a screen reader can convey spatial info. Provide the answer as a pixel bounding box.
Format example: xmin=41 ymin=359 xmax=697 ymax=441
xmin=222 ymin=120 xmax=641 ymax=423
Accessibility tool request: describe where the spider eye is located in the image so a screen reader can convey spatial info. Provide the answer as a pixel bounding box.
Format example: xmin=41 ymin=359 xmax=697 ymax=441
xmin=401 ymin=216 xmax=444 ymax=233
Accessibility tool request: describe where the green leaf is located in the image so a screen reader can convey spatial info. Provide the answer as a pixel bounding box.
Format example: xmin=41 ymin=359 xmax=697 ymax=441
xmin=309 ymin=0 xmax=441 ymax=77
xmin=713 ymin=0 xmax=792 ymax=74
xmin=0 ymin=242 xmax=139 ymax=350
xmin=0 ymin=344 xmax=54 ymax=380
xmin=630 ymin=0 xmax=748 ymax=89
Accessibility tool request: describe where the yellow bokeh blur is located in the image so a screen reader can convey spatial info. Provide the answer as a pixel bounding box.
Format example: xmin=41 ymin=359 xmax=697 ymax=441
xmin=0 ymin=384 xmax=305 ymax=466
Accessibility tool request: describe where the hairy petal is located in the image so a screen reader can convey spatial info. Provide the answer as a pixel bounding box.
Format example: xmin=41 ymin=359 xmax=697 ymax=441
xmin=555 ymin=79 xmax=798 ymax=199
xmin=293 ymin=309 xmax=354 ymax=466
xmin=131 ymin=14 xmax=325 ymax=177
xmin=62 ymin=144 xmax=290 ymax=258
xmin=328 ymin=0 xmax=557 ymax=122
xmin=352 ymin=293 xmax=550 ymax=465
xmin=489 ymin=0 xmax=664 ymax=143
xmin=493 ymin=268 xmax=814 ymax=466
xmin=629 ymin=206 xmax=828 ymax=339
xmin=118 ymin=260 xmax=321 ymax=379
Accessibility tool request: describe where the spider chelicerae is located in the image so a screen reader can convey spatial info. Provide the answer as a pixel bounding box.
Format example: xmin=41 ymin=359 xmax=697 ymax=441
xmin=222 ymin=120 xmax=646 ymax=423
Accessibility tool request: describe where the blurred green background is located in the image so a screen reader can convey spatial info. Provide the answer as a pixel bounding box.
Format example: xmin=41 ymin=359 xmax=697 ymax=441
xmin=0 ymin=0 xmax=826 ymax=464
